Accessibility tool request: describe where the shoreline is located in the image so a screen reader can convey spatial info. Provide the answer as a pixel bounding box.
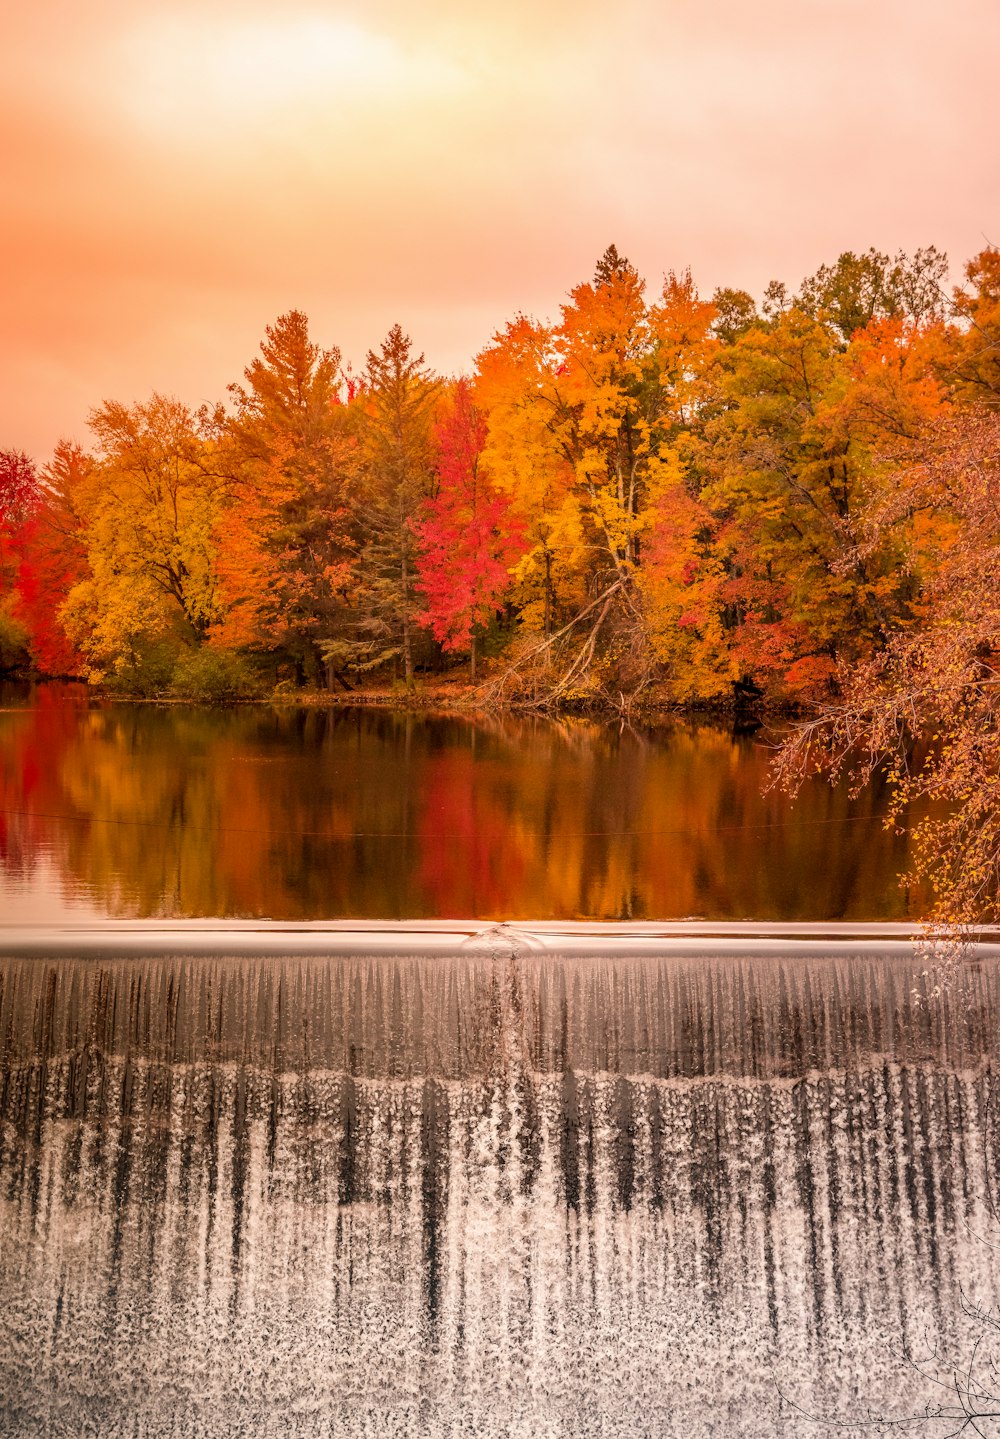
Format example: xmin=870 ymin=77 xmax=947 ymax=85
xmin=3 ymin=671 xmax=787 ymax=724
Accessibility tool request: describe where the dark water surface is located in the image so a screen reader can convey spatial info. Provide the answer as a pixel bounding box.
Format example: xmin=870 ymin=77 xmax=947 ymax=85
xmin=2 ymin=944 xmax=999 ymax=1437
xmin=0 ymin=685 xmax=924 ymax=922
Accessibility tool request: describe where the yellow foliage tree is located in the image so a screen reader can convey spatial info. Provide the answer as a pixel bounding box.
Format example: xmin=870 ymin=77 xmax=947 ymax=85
xmin=62 ymin=395 xmax=225 ymax=681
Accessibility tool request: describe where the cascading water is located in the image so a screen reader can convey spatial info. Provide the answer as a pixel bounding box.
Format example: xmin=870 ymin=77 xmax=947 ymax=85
xmin=2 ymin=945 xmax=999 ymax=1437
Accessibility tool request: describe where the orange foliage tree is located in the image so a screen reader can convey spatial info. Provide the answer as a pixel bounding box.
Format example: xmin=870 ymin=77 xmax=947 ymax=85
xmin=218 ymin=310 xmax=356 ymax=686
xmin=9 ymin=240 xmax=999 ymax=728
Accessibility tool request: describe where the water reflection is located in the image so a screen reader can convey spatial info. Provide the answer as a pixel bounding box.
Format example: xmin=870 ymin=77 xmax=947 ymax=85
xmin=1 ymin=950 xmax=997 ymax=1436
xmin=0 ymin=685 xmax=923 ymax=921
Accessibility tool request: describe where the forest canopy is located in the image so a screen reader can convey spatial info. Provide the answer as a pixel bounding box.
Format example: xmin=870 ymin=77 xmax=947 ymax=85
xmin=0 ymin=242 xmax=996 ymax=717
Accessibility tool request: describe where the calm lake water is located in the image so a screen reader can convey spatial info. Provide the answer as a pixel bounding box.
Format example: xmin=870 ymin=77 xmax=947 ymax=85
xmin=0 ymin=684 xmax=924 ymax=922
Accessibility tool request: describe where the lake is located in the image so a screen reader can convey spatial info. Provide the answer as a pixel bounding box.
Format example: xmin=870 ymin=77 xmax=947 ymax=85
xmin=1 ymin=686 xmax=991 ymax=1438
xmin=0 ymin=684 xmax=924 ymax=922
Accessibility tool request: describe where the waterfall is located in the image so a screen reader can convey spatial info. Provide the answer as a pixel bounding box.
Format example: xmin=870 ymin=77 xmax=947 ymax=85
xmin=2 ymin=950 xmax=999 ymax=1437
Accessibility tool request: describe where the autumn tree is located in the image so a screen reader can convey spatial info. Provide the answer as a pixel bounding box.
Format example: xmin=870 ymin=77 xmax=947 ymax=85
xmin=219 ymin=310 xmax=356 ymax=686
xmin=701 ymin=273 xmax=948 ymax=700
xmin=0 ymin=449 xmax=39 ymax=598
xmin=474 ymin=314 xmax=580 ymax=642
xmin=473 ymin=254 xmax=645 ymax=704
xmin=475 ymin=247 xmax=671 ymax=703
xmin=0 ymin=449 xmax=40 ymax=670
xmin=13 ymin=441 xmax=90 ymax=676
xmin=550 ymin=244 xmax=653 ymax=593
xmin=414 ymin=380 xmax=523 ymax=679
xmin=704 ymin=303 xmax=862 ymax=697
xmin=947 ymin=246 xmax=1000 ymax=405
xmin=476 ymin=250 xmax=729 ymax=705
xmin=61 ymin=395 xmax=225 ymax=681
xmin=796 ymin=246 xmax=948 ymax=343
xmin=776 ymin=408 xmax=1000 ymax=925
xmin=635 ymin=274 xmax=730 ymax=699
xmin=349 ymin=324 xmax=439 ymax=683
xmin=0 ymin=449 xmax=39 ymax=532
xmin=710 ymin=288 xmax=758 ymax=345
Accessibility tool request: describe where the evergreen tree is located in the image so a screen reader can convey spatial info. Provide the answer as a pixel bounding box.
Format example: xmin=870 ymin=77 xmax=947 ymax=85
xmin=352 ymin=325 xmax=439 ymax=683
xmin=220 ymin=311 xmax=356 ymax=685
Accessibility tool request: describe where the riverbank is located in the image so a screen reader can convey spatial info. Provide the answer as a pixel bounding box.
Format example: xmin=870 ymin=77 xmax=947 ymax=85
xmin=3 ymin=665 xmax=785 ymax=721
xmin=259 ymin=673 xmax=785 ymax=725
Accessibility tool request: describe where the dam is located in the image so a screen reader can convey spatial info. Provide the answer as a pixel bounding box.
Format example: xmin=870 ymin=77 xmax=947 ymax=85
xmin=1 ymin=924 xmax=998 ymax=1437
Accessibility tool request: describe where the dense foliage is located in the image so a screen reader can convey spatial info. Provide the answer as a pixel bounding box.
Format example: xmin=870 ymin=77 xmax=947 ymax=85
xmin=1 ymin=245 xmax=995 ymax=723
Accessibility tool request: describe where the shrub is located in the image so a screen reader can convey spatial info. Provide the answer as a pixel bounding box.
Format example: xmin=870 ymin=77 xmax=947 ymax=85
xmin=0 ymin=604 xmax=30 ymax=673
xmin=169 ymin=648 xmax=266 ymax=703
xmin=102 ymin=640 xmax=178 ymax=698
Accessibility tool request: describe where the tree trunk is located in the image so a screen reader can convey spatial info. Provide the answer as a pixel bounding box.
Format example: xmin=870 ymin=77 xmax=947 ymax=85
xmin=543 ymin=551 xmax=553 ymax=640
xmin=401 ymin=550 xmax=413 ymax=683
xmin=403 ymin=615 xmax=413 ymax=683
xmin=324 ymin=658 xmax=354 ymax=693
xmin=470 ymin=632 xmax=477 ymax=683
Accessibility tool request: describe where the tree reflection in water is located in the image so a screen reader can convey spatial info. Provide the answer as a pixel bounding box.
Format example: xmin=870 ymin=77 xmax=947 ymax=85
xmin=0 ymin=688 xmax=927 ymax=922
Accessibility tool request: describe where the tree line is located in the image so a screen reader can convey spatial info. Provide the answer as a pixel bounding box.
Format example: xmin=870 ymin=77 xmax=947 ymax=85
xmin=1 ymin=243 xmax=998 ymax=716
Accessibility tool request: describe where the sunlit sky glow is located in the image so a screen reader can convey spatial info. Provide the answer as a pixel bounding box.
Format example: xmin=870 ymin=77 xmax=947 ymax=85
xmin=3 ymin=0 xmax=998 ymax=459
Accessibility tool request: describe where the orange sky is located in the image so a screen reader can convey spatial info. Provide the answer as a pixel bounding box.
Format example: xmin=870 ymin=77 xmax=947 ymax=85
xmin=3 ymin=0 xmax=998 ymax=461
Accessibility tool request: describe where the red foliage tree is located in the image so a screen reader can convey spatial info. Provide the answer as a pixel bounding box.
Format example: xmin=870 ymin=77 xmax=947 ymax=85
xmin=0 ymin=450 xmax=39 ymax=526
xmin=13 ymin=442 xmax=90 ymax=676
xmin=415 ymin=381 xmax=525 ymax=679
xmin=0 ymin=449 xmax=40 ymax=591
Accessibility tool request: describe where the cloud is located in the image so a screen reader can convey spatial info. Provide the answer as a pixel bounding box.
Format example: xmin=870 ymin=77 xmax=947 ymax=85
xmin=1 ymin=0 xmax=997 ymax=458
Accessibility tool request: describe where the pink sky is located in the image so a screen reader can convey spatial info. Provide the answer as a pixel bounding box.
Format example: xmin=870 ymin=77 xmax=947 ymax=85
xmin=2 ymin=0 xmax=998 ymax=461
